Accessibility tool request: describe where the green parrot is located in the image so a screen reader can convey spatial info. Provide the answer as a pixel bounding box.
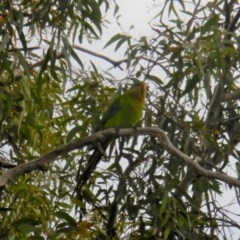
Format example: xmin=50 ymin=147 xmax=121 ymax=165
xmin=76 ymin=81 xmax=146 ymax=196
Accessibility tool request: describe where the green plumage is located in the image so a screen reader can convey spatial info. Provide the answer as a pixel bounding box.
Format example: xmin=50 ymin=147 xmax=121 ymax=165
xmin=100 ymin=82 xmax=146 ymax=129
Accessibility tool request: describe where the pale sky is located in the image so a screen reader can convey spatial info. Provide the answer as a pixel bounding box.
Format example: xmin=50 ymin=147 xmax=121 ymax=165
xmin=115 ymin=0 xmax=154 ymax=36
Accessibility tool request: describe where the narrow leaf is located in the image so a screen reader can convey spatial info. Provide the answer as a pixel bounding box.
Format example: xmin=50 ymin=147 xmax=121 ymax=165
xmin=104 ymin=33 xmax=129 ymax=49
xmin=182 ymin=74 xmax=200 ymax=96
xmin=56 ymin=211 xmax=77 ymax=228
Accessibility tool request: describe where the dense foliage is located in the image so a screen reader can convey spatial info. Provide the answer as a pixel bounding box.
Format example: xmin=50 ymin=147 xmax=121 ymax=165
xmin=1 ymin=0 xmax=240 ymax=239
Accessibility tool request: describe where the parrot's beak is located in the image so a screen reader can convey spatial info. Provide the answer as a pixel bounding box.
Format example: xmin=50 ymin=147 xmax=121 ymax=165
xmin=141 ymin=82 xmax=147 ymax=92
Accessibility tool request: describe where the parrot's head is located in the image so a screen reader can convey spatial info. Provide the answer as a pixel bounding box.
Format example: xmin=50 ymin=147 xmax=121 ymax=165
xmin=129 ymin=81 xmax=147 ymax=103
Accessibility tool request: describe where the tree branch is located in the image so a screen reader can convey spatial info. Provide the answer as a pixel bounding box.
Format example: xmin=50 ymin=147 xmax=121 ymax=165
xmin=205 ymin=83 xmax=224 ymax=129
xmin=29 ymin=45 xmax=157 ymax=73
xmin=0 ymin=127 xmax=240 ymax=190
xmin=0 ymin=158 xmax=16 ymax=169
xmin=224 ymin=89 xmax=240 ymax=101
xmin=229 ymin=7 xmax=240 ymax=32
xmin=73 ymin=45 xmax=125 ymax=69
xmin=30 ymin=53 xmax=65 ymax=69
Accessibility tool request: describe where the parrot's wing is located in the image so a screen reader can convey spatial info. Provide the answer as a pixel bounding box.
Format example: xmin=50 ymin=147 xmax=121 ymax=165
xmin=96 ymin=97 xmax=121 ymax=131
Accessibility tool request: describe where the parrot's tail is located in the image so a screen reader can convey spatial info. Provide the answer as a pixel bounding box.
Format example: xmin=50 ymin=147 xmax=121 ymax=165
xmin=75 ymin=138 xmax=112 ymax=200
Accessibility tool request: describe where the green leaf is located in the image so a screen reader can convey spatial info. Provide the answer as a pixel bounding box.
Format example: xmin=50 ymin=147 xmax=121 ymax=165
xmin=164 ymin=227 xmax=171 ymax=240
xmin=159 ymin=192 xmax=169 ymax=216
xmin=28 ymin=237 xmax=45 ymax=240
xmin=88 ymin=1 xmax=102 ymax=34
xmin=38 ymin=45 xmax=52 ymax=78
xmin=201 ymin=15 xmax=219 ymax=35
xmin=182 ymin=74 xmax=200 ymax=96
xmin=62 ymin=38 xmax=83 ymax=68
xmin=56 ymin=211 xmax=77 ymax=228
xmin=66 ymin=125 xmax=82 ymax=142
xmin=18 ymin=31 xmax=27 ymax=54
xmin=104 ymin=33 xmax=129 ymax=49
xmin=90 ymin=61 xmax=99 ymax=75
xmin=18 ymin=51 xmax=30 ymax=76
xmin=0 ymin=32 xmax=10 ymax=51
xmin=0 ymin=98 xmax=5 ymax=122
xmin=114 ymin=3 xmax=119 ymax=15
xmin=236 ymin=162 xmax=240 ymax=180
xmin=147 ymin=75 xmax=163 ymax=85
xmin=114 ymin=35 xmax=130 ymax=51
xmin=83 ymin=21 xmax=100 ymax=38
xmin=209 ymin=179 xmax=222 ymax=194
xmin=13 ymin=218 xmax=41 ymax=234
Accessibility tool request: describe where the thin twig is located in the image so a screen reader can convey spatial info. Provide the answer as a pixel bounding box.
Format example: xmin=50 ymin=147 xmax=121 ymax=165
xmin=73 ymin=45 xmax=125 ymax=69
xmin=224 ymin=89 xmax=240 ymax=101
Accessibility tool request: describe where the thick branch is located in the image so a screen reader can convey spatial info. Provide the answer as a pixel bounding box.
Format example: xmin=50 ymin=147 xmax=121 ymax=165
xmin=0 ymin=127 xmax=240 ymax=189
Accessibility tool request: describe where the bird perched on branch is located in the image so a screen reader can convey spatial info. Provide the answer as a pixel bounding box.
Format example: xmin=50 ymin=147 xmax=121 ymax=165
xmin=76 ymin=81 xmax=146 ymax=197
